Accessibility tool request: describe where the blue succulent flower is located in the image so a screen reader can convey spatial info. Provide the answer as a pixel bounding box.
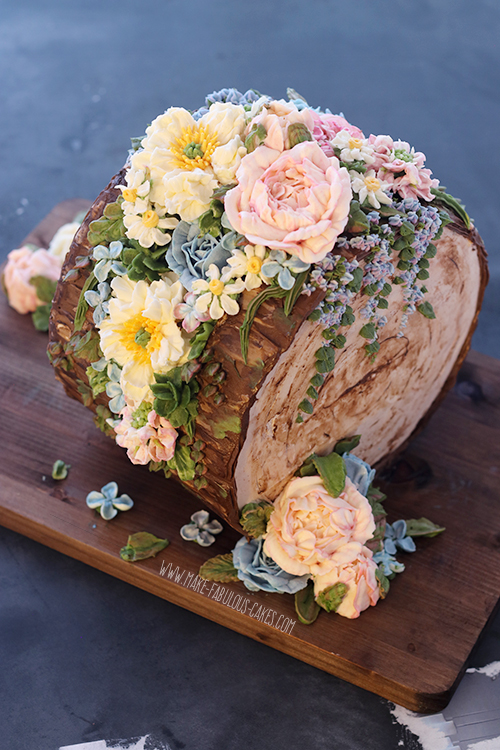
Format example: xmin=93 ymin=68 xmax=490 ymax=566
xmin=86 ymin=481 xmax=133 ymax=520
xmin=92 ymin=241 xmax=127 ymax=282
xmin=232 ymin=537 xmax=309 ymax=594
xmin=166 ymin=221 xmax=236 ymax=291
xmin=384 ymin=520 xmax=416 ymax=555
xmin=343 ymin=453 xmax=376 ymax=497
xmin=260 ymin=250 xmax=310 ymax=290
xmin=84 ymin=281 xmax=111 ymax=325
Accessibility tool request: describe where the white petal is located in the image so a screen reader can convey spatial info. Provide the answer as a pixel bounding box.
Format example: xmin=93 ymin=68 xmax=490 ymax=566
xmin=191 ymin=510 xmax=209 ymax=527
xmin=113 ymin=494 xmax=134 ymax=511
xmin=100 ymin=501 xmax=118 ymax=521
xmin=220 ymin=294 xmax=239 ymax=316
xmin=101 ymin=481 xmax=118 ymax=499
xmin=180 ymin=524 xmax=200 ymax=541
xmin=86 ymin=491 xmax=104 ymax=509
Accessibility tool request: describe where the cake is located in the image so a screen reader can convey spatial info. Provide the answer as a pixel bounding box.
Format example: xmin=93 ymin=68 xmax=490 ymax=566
xmin=47 ymin=87 xmax=488 ymax=619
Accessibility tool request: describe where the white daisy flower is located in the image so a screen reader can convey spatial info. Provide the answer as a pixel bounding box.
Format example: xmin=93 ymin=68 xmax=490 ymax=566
xmin=350 ymin=170 xmax=392 ymax=209
xmin=123 ymin=207 xmax=179 ymax=249
xmin=192 ymin=264 xmax=245 ymax=320
xmin=331 ymin=129 xmax=375 ymax=165
xmin=221 ymin=244 xmax=269 ymax=291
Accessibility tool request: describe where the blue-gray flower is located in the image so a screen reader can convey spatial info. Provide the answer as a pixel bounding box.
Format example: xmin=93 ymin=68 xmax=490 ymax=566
xmin=92 ymin=241 xmax=127 ymax=283
xmin=233 ymin=537 xmax=309 ymax=594
xmin=373 ymin=549 xmax=405 ymax=577
xmin=103 ymin=361 xmax=125 ymax=413
xmin=342 ymin=453 xmax=376 ymax=497
xmin=84 ymin=281 xmax=111 ymax=325
xmin=261 ymin=250 xmax=310 ymax=290
xmin=384 ymin=520 xmax=416 ymax=554
xmin=180 ymin=510 xmax=223 ymax=547
xmin=86 ymin=481 xmax=133 ymax=520
xmin=166 ymin=221 xmax=236 ymax=291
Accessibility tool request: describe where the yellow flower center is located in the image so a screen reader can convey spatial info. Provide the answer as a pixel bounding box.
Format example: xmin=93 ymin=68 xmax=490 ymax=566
xmin=142 ymin=210 xmax=159 ymax=228
xmin=170 ymin=124 xmax=219 ymax=171
xmin=119 ymin=313 xmax=164 ymax=366
xmin=208 ymin=278 xmax=225 ymax=296
xmin=348 ymin=137 xmax=363 ymax=150
xmin=247 ymin=256 xmax=263 ymax=274
xmin=364 ymin=176 xmax=381 ymax=192
xmin=122 ymin=188 xmax=137 ymax=202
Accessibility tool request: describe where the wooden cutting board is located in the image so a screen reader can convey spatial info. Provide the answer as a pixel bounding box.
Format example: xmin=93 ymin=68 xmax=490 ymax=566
xmin=1 ymin=201 xmax=499 ymax=713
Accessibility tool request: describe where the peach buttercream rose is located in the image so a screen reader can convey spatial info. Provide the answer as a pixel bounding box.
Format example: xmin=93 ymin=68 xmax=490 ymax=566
xmin=313 ymin=543 xmax=380 ymax=619
xmin=245 ymin=98 xmax=316 ymax=152
xmin=3 ymin=246 xmax=61 ymax=314
xmin=224 ymin=141 xmax=352 ymax=264
xmin=263 ymin=475 xmax=376 ymax=578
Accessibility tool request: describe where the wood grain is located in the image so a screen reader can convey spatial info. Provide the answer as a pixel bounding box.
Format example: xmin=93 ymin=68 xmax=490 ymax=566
xmin=2 ymin=202 xmax=500 ymax=714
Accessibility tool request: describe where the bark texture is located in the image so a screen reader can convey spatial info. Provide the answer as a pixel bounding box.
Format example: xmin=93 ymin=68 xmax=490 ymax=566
xmin=49 ymin=170 xmax=488 ymax=531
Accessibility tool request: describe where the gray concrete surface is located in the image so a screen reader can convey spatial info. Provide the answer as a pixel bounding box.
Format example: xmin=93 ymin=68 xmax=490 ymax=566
xmin=1 ymin=2 xmax=499 ymax=748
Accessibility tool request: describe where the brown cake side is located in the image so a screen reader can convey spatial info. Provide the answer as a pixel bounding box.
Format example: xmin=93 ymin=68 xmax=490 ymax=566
xmin=48 ymin=170 xmax=488 ymax=531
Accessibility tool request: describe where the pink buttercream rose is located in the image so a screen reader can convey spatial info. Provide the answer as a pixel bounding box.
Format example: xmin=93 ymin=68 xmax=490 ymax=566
xmin=311 ymin=112 xmax=364 ymax=157
xmin=246 ymin=99 xmax=316 ymax=152
xmin=3 ymin=246 xmax=61 ymax=314
xmin=313 ymin=543 xmax=380 ymax=619
xmin=224 ymin=141 xmax=352 ymax=264
xmin=369 ymin=135 xmax=439 ymax=201
xmin=263 ymin=475 xmax=376 ymax=578
xmin=115 ymin=407 xmax=177 ymax=465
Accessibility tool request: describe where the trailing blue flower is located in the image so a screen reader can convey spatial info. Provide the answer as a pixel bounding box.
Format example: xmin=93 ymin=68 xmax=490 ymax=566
xmin=92 ymin=241 xmax=127 ymax=282
xmin=384 ymin=519 xmax=416 ymax=554
xmin=84 ymin=281 xmax=111 ymax=325
xmin=261 ymin=250 xmax=310 ymax=290
xmin=232 ymin=537 xmax=309 ymax=594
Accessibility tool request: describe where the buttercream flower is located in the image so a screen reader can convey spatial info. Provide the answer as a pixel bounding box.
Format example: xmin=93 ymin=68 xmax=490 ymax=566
xmin=114 ymin=405 xmax=177 ymax=465
xmin=84 ymin=281 xmax=111 ymax=325
xmin=263 ymin=475 xmax=376 ymax=578
xmin=224 ymin=141 xmax=352 ymax=264
xmin=117 ymin=171 xmax=151 ymax=215
xmin=2 ymin=246 xmax=62 ymax=314
xmin=123 ymin=206 xmax=179 ymax=249
xmin=350 ymin=170 xmax=392 ymax=209
xmin=310 ymin=111 xmax=365 ymax=157
xmin=330 ymin=129 xmax=375 ymax=165
xmin=233 ymin=537 xmax=309 ymax=594
xmin=180 ymin=510 xmax=223 ymax=547
xmin=47 ymin=221 xmax=80 ymax=261
xmin=98 ymin=276 xmax=191 ymax=407
xmin=129 ymin=103 xmax=247 ymax=219
xmin=92 ymin=241 xmax=127 ymax=282
xmin=369 ymin=135 xmax=439 ymax=201
xmin=221 ymin=243 xmax=269 ymax=291
xmin=166 ymin=220 xmax=235 ymax=291
xmin=313 ymin=544 xmax=380 ymax=619
xmin=245 ymin=98 xmax=315 ymax=152
xmin=192 ymin=264 xmax=245 ymax=320
xmin=383 ymin=520 xmax=416 ymax=554
xmin=343 ymin=453 xmax=376 ymax=497
xmin=173 ymin=291 xmax=211 ymax=333
xmin=260 ymin=249 xmax=310 ymax=290
xmin=86 ymin=481 xmax=134 ymax=521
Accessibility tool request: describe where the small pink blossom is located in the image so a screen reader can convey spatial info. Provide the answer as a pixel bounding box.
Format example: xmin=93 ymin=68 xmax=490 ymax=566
xmin=369 ymin=135 xmax=439 ymax=201
xmin=115 ymin=406 xmax=177 ymax=465
xmin=3 ymin=246 xmax=61 ymax=314
xmin=311 ymin=112 xmax=365 ymax=157
xmin=224 ymin=141 xmax=352 ymax=264
xmin=246 ymin=99 xmax=315 ymax=152
xmin=174 ymin=291 xmax=211 ymax=333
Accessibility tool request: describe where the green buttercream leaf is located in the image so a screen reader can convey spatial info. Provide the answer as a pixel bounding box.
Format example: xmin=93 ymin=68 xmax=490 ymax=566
xmin=240 ymin=285 xmax=287 ymax=363
xmin=417 ymin=301 xmax=436 ymax=320
xmin=94 ymin=405 xmax=115 ymax=436
xmin=239 ymin=501 xmax=274 ymax=539
xmin=76 ymin=379 xmax=94 ymax=407
xmin=346 ymin=200 xmax=370 ymax=234
xmin=311 ymin=452 xmax=346 ymax=497
xmin=71 ymin=329 xmax=102 ymax=362
xmin=366 ymin=484 xmax=387 ymax=516
xmin=314 ymin=345 xmax=335 ymax=373
xmin=29 ymin=275 xmax=57 ymax=304
xmin=32 ymin=304 xmax=51 ymax=331
xmin=431 ymin=188 xmax=471 ymax=229
xmin=359 ymin=323 xmax=376 ymax=340
xmin=334 ymin=435 xmax=361 ymax=455
xmin=375 ymin=567 xmax=390 ymax=598
xmin=316 ymin=582 xmax=348 ymax=613
xmin=210 ymin=414 xmax=241 ymax=440
xmin=346 ymin=267 xmax=364 ymax=293
xmin=74 ymin=271 xmax=97 ymax=332
xmin=120 ymin=532 xmax=169 ymax=562
xmin=167 ymin=444 xmax=196 ymax=482
xmin=244 ymin=124 xmax=267 ymax=153
xmin=405 ymin=517 xmax=445 ymax=538
xmin=295 ymin=581 xmax=320 ymax=625
xmin=51 ymin=459 xmax=71 ymax=480
xmin=199 ymin=553 xmax=239 ymax=583
xmin=284 ymin=269 xmax=310 ymax=316
xmin=188 ymin=322 xmax=215 ymax=360
xmin=288 ymin=123 xmax=313 ymax=147
xmin=87 ymin=199 xmax=125 ymax=246
xmin=86 ymin=364 xmax=109 ymax=397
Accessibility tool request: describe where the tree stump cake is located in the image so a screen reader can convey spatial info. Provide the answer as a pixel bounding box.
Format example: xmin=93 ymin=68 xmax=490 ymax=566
xmin=48 ymin=91 xmax=488 ymax=534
